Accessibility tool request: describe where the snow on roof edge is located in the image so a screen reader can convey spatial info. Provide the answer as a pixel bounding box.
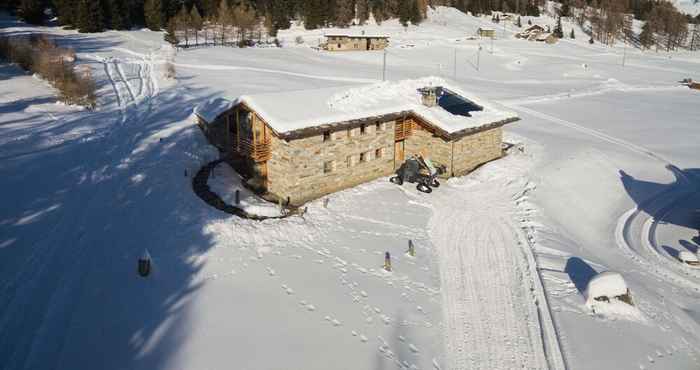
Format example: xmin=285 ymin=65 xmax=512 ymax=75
xmin=194 ymin=78 xmax=519 ymax=138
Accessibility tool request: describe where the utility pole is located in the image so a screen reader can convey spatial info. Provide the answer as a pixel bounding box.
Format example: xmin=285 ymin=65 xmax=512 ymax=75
xmin=382 ymin=49 xmax=387 ymax=81
xmin=476 ymin=44 xmax=482 ymax=71
xmin=453 ymin=48 xmax=457 ymax=80
xmin=491 ymin=36 xmax=494 ymax=54
xmin=622 ymin=37 xmax=627 ymax=67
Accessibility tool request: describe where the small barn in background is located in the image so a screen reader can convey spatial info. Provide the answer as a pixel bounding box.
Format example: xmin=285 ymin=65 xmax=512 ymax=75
xmin=477 ymin=27 xmax=496 ymax=38
xmin=324 ymin=34 xmax=389 ymax=51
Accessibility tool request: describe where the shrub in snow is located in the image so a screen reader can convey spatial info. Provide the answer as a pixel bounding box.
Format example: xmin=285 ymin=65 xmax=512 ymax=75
xmin=584 ymin=271 xmax=633 ymax=306
xmin=295 ymin=36 xmax=304 ymax=45
xmin=678 ymin=251 xmax=699 ymax=266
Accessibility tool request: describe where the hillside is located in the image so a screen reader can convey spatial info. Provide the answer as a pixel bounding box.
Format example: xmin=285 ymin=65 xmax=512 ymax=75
xmin=1 ymin=6 xmax=699 ymax=370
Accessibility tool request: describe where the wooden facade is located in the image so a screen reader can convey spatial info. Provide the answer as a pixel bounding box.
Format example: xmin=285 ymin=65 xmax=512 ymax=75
xmin=324 ymin=35 xmax=389 ymax=51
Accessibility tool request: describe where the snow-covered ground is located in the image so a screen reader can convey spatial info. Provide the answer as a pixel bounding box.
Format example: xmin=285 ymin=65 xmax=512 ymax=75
xmin=1 ymin=6 xmax=699 ymax=370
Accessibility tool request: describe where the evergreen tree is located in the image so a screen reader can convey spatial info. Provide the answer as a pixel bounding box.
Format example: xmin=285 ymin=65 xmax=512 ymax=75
xmin=398 ymin=0 xmax=410 ymax=26
xmin=639 ymin=21 xmax=654 ymax=49
xmin=144 ymin=0 xmax=163 ymax=30
xmin=164 ymin=17 xmax=179 ymax=44
xmin=77 ymin=0 xmax=104 ymax=32
xmin=19 ymin=0 xmax=44 ymax=24
xmin=553 ymin=16 xmax=563 ymax=38
xmin=409 ymin=0 xmax=422 ymax=25
xmin=357 ymin=0 xmax=369 ymax=24
xmin=560 ymin=1 xmax=570 ymax=17
xmin=335 ymin=0 xmax=355 ymax=27
xmin=53 ymin=0 xmax=76 ymax=26
xmin=190 ymin=4 xmax=203 ymax=45
xmin=516 ymin=15 xmax=521 ymax=27
xmin=217 ymin=0 xmax=230 ymax=44
xmin=176 ymin=4 xmax=191 ymax=46
xmin=108 ymin=0 xmax=132 ymax=30
xmin=570 ymin=28 xmax=575 ymax=38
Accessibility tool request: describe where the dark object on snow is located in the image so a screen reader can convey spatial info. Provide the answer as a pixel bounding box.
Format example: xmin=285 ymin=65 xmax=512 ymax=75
xmin=390 ymin=155 xmax=445 ymax=193
xmin=384 ymin=252 xmax=392 ymax=272
xmin=138 ymin=250 xmax=151 ymax=277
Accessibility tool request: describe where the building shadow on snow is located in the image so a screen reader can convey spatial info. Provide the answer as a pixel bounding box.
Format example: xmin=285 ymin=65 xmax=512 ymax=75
xmin=619 ymin=166 xmax=700 ymax=230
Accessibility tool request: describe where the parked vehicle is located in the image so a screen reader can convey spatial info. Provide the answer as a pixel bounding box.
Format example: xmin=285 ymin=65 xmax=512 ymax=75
xmin=390 ymin=155 xmax=445 ymax=193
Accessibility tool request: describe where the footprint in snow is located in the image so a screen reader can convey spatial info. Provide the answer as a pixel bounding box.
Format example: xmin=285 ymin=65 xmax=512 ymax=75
xmin=408 ymin=344 xmax=419 ymax=353
xmin=266 ymin=267 xmax=276 ymax=276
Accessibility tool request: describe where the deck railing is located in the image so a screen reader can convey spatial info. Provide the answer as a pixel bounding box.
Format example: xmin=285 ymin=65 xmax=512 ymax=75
xmin=238 ymin=137 xmax=272 ymax=162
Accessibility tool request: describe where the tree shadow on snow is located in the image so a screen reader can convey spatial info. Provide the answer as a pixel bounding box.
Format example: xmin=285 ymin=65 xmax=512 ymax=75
xmin=619 ymin=166 xmax=700 ymax=230
xmin=564 ymin=257 xmax=598 ymax=294
xmin=0 ymin=75 xmax=237 ymax=370
xmin=679 ymin=239 xmax=699 ymax=254
xmin=662 ymin=245 xmax=680 ymax=259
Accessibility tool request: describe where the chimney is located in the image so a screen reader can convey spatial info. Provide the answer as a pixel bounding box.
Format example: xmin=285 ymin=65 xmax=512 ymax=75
xmin=419 ymin=86 xmax=441 ymax=107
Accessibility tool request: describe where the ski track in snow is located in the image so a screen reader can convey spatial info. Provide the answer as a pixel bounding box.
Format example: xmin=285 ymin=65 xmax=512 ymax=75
xmin=173 ymin=62 xmax=380 ymax=84
xmin=429 ymin=178 xmax=562 ymax=370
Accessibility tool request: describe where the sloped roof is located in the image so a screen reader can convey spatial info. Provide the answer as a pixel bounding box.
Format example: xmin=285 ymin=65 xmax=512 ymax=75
xmin=194 ymin=77 xmax=518 ymax=139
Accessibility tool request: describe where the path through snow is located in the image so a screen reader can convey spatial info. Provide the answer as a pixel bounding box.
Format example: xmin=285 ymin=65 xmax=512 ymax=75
xmin=428 ymin=148 xmax=565 ymax=370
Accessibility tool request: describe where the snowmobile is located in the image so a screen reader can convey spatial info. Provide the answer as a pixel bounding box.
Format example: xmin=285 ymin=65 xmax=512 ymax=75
xmin=390 ymin=155 xmax=445 ymax=193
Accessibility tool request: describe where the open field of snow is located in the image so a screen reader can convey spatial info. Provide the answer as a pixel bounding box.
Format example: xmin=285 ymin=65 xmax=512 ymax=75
xmin=1 ymin=6 xmax=699 ymax=370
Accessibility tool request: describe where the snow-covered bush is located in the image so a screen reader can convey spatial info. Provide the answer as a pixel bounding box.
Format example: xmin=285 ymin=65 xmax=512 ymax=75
xmin=584 ymin=271 xmax=632 ymax=306
xmin=678 ymin=250 xmax=699 ymax=266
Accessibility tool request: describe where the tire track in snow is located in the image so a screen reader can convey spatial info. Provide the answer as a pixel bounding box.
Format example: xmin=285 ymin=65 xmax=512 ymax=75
xmin=429 ymin=183 xmax=554 ymax=370
xmin=113 ymin=59 xmax=137 ymax=102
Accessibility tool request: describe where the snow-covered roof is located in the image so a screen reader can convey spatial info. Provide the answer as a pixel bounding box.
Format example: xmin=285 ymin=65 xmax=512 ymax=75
xmin=193 ymin=97 xmax=235 ymax=123
xmin=193 ymin=78 xmax=518 ymax=138
xmin=478 ymin=27 xmax=495 ymax=31
xmin=585 ymin=271 xmax=628 ymax=303
xmin=325 ymin=33 xmax=389 ymax=39
xmin=536 ymin=32 xmax=553 ymax=41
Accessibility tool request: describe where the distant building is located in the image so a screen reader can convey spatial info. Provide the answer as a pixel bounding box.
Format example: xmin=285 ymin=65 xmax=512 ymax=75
xmin=324 ymin=34 xmax=389 ymax=51
xmin=477 ymin=27 xmax=496 ymax=38
xmin=515 ymin=24 xmax=545 ymax=39
xmin=535 ymin=33 xmax=559 ymax=44
xmin=194 ymin=79 xmax=519 ymax=205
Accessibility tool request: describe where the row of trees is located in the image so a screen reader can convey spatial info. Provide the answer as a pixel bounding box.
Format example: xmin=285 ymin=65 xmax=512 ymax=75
xmin=560 ymin=0 xmax=697 ymax=50
xmin=0 ymin=34 xmax=97 ymax=107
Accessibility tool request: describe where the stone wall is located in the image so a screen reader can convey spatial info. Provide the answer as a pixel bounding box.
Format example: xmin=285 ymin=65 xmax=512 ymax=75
xmin=403 ymin=125 xmax=502 ymax=177
xmin=451 ymin=127 xmax=502 ymax=176
xmin=266 ymin=120 xmax=397 ymax=204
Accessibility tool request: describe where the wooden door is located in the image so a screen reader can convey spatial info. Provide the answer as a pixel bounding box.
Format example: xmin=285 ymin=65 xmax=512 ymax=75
xmin=394 ymin=140 xmax=405 ymax=168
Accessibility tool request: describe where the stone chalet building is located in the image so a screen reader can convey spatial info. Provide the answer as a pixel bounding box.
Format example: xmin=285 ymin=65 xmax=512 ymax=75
xmin=324 ymin=33 xmax=389 ymax=51
xmin=194 ymin=78 xmax=519 ymax=205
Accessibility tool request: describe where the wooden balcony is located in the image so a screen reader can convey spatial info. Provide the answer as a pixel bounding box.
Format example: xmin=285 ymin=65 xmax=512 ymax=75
xmin=395 ymin=119 xmax=414 ymax=141
xmin=238 ymin=138 xmax=272 ymax=162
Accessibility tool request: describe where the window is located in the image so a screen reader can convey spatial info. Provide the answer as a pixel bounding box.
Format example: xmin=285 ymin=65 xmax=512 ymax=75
xmin=375 ymin=148 xmax=384 ymax=159
xmin=324 ymin=161 xmax=335 ymax=174
xmin=359 ymin=152 xmax=367 ymax=163
xmin=375 ymin=122 xmax=381 ymax=132
xmin=360 ymin=124 xmax=366 ymax=135
xmin=323 ymin=131 xmax=331 ymax=142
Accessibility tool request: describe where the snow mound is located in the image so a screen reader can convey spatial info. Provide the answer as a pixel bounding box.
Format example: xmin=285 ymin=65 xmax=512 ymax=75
xmin=678 ymin=250 xmax=699 ymax=263
xmin=584 ymin=271 xmax=628 ymax=305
